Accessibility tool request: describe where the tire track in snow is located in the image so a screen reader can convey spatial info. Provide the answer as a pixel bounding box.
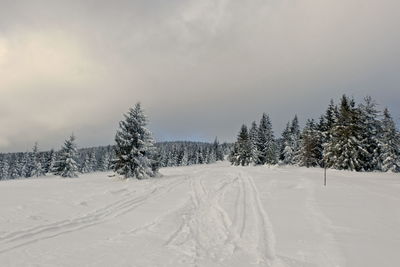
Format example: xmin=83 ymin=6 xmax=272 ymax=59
xmin=165 ymin=173 xmax=238 ymax=264
xmin=239 ymin=172 xmax=281 ymax=266
xmin=0 ymin=177 xmax=187 ymax=254
xmin=165 ymin=169 xmax=283 ymax=266
xmin=225 ymin=174 xmax=246 ymax=250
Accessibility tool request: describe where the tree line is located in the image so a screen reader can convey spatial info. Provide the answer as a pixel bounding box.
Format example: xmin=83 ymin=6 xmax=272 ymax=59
xmin=0 ymin=104 xmax=229 ymax=180
xmin=0 ymin=141 xmax=228 ymax=180
xmin=230 ymin=95 xmax=400 ymax=172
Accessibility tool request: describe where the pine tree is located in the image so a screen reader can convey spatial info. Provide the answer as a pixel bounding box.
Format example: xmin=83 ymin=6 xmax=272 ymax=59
xmin=379 ymin=108 xmax=400 ymax=172
xmin=113 ymin=103 xmax=159 ymax=179
xmin=21 ymin=153 xmax=32 ymax=178
xmin=181 ymin=148 xmax=189 ymax=166
xmin=298 ymin=119 xmax=322 ymax=167
xmin=100 ymin=152 xmax=111 ymax=171
xmin=53 ymin=135 xmax=79 ymax=178
xmin=0 ymin=158 xmax=9 ymax=180
xmin=324 ymin=95 xmax=366 ymax=171
xmin=280 ymin=122 xmax=293 ymax=164
xmin=359 ymin=96 xmax=381 ymax=171
xmin=255 ymin=114 xmax=277 ymax=165
xmin=315 ymin=116 xmax=326 ymax=166
xmin=31 ymin=142 xmax=45 ymax=177
xmin=229 ymin=143 xmax=239 ymax=165
xmin=45 ymin=149 xmax=56 ymax=174
xmin=289 ymin=115 xmax=301 ymax=164
xmin=196 ymin=147 xmax=204 ymax=164
xmin=80 ymin=154 xmax=92 ymax=173
xmin=9 ymin=163 xmax=20 ymax=179
xmin=89 ymin=151 xmax=98 ymax=172
xmin=230 ymin=124 xmax=252 ymax=166
xmin=324 ymin=100 xmax=338 ymax=133
xmin=249 ymin=121 xmax=259 ymax=163
xmin=319 ymin=100 xmax=338 ymax=151
xmin=213 ymin=137 xmax=224 ymax=161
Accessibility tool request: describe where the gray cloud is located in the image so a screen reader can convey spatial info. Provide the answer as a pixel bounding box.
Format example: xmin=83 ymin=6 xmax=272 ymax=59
xmin=1 ymin=0 xmax=400 ymax=152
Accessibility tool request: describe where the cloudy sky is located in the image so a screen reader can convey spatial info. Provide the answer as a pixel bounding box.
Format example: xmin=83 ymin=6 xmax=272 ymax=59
xmin=1 ymin=0 xmax=399 ymax=152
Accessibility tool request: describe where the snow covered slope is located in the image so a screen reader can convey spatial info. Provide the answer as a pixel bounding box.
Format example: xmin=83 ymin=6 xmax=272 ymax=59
xmin=0 ymin=163 xmax=399 ymax=266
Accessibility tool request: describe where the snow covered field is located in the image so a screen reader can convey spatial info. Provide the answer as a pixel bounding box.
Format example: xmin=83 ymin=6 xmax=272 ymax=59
xmin=0 ymin=162 xmax=399 ymax=267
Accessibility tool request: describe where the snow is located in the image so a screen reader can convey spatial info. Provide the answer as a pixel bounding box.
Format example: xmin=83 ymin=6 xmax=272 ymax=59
xmin=0 ymin=163 xmax=399 ymax=266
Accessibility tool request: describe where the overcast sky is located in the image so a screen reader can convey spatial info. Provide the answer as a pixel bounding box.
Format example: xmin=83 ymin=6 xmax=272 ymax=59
xmin=1 ymin=0 xmax=400 ymax=152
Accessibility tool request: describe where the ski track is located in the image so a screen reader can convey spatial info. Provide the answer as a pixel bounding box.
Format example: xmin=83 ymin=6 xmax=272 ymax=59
xmin=164 ymin=169 xmax=282 ymax=267
xmin=0 ymin=176 xmax=187 ymax=254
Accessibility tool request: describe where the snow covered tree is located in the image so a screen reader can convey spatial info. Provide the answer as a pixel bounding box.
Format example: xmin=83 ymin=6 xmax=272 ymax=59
xmin=249 ymin=121 xmax=259 ymax=163
xmin=289 ymin=115 xmax=301 ymax=164
xmin=196 ymin=147 xmax=204 ymax=164
xmin=358 ymin=96 xmax=382 ymax=171
xmin=9 ymin=163 xmax=20 ymax=179
xmin=89 ymin=151 xmax=98 ymax=172
xmin=280 ymin=122 xmax=293 ymax=164
xmin=314 ymin=116 xmax=326 ymax=165
xmin=228 ymin=143 xmax=239 ymax=165
xmin=113 ymin=103 xmax=159 ymax=179
xmin=21 ymin=153 xmax=32 ymax=178
xmin=213 ymin=137 xmax=225 ymax=161
xmin=379 ymin=108 xmax=400 ymax=172
xmin=99 ymin=152 xmax=111 ymax=171
xmin=323 ymin=95 xmax=366 ymax=171
xmin=255 ymin=113 xmax=277 ymax=165
xmin=298 ymin=119 xmax=322 ymax=167
xmin=0 ymin=158 xmax=9 ymax=180
xmin=44 ymin=149 xmax=56 ymax=174
xmin=53 ymin=135 xmax=79 ymax=178
xmin=181 ymin=148 xmax=189 ymax=166
xmin=279 ymin=115 xmax=302 ymax=165
xmin=80 ymin=154 xmax=92 ymax=173
xmin=31 ymin=142 xmax=45 ymax=177
xmin=319 ymin=100 xmax=339 ymax=154
xmin=322 ymin=100 xmax=338 ymax=134
xmin=230 ymin=124 xmax=252 ymax=166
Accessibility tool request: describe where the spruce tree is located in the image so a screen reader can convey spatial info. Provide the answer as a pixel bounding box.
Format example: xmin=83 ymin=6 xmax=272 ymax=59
xmin=249 ymin=121 xmax=259 ymax=163
xmin=213 ymin=137 xmax=225 ymax=161
xmin=324 ymin=100 xmax=338 ymax=133
xmin=320 ymin=100 xmax=338 ymax=153
xmin=100 ymin=152 xmax=111 ymax=171
xmin=255 ymin=113 xmax=277 ymax=165
xmin=379 ymin=108 xmax=400 ymax=172
xmin=181 ymin=149 xmax=189 ymax=166
xmin=113 ymin=103 xmax=159 ymax=179
xmin=229 ymin=143 xmax=240 ymax=165
xmin=80 ymin=154 xmax=92 ymax=173
xmin=280 ymin=122 xmax=293 ymax=164
xmin=298 ymin=119 xmax=322 ymax=167
xmin=45 ymin=149 xmax=56 ymax=174
xmin=9 ymin=163 xmax=20 ymax=179
xmin=0 ymin=159 xmax=9 ymax=180
xmin=21 ymin=153 xmax=32 ymax=178
xmin=230 ymin=124 xmax=252 ymax=166
xmin=315 ymin=116 xmax=326 ymax=166
xmin=8 ymin=154 xmax=20 ymax=179
xmin=31 ymin=142 xmax=45 ymax=177
xmin=53 ymin=135 xmax=79 ymax=178
xmin=359 ymin=96 xmax=381 ymax=171
xmin=324 ymin=95 xmax=366 ymax=171
xmin=89 ymin=151 xmax=98 ymax=172
xmin=289 ymin=115 xmax=301 ymax=164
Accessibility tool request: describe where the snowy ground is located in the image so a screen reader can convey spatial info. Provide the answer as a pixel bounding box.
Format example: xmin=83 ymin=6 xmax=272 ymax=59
xmin=0 ymin=162 xmax=399 ymax=267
